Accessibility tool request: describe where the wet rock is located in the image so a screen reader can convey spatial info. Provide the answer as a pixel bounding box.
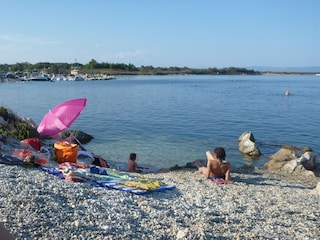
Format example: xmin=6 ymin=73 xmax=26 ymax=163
xmin=61 ymin=130 xmax=93 ymax=144
xmin=298 ymin=151 xmax=316 ymax=170
xmin=0 ymin=116 xmax=7 ymax=126
xmin=265 ymin=147 xmax=297 ymax=170
xmin=238 ymin=131 xmax=260 ymax=157
xmin=265 ymin=146 xmax=318 ymax=177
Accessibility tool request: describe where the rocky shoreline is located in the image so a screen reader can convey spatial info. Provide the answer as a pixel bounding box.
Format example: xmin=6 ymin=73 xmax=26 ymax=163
xmin=0 ymin=159 xmax=319 ymax=239
xmin=0 ymin=111 xmax=319 ymax=239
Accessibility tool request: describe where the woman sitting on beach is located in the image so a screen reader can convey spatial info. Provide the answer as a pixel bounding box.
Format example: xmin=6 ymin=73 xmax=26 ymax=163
xmin=196 ymin=147 xmax=231 ymax=181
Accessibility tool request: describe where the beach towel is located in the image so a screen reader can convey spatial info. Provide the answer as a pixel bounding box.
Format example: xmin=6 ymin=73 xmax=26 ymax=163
xmin=210 ymin=176 xmax=232 ymax=184
xmin=58 ymin=162 xmax=90 ymax=182
xmin=45 ymin=160 xmax=223 ymax=191
xmin=0 ymin=154 xmax=23 ymax=165
xmin=74 ymin=166 xmax=132 ymax=182
xmin=40 ymin=166 xmax=65 ymax=179
xmin=96 ymin=180 xmax=175 ymax=195
xmin=116 ymin=177 xmax=162 ymax=190
xmin=42 ymin=163 xmax=129 ymax=182
xmin=41 ymin=163 xmax=175 ymax=194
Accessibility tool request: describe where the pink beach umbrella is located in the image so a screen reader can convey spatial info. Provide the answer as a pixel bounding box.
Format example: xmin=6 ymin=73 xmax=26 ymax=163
xmin=37 ymin=98 xmax=87 ymax=137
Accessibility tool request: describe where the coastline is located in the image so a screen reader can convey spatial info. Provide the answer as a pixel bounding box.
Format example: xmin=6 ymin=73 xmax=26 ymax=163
xmin=1 ymin=77 xmax=320 ymax=239
xmin=0 ymin=163 xmax=319 ymax=239
xmin=1 ymin=71 xmax=319 ymax=83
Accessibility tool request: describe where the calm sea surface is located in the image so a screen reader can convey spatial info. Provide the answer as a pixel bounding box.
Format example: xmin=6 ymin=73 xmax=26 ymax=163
xmin=1 ymin=75 xmax=319 ymax=170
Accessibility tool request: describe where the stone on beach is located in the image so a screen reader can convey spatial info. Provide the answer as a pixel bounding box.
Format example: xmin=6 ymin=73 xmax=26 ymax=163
xmin=1 ymin=109 xmax=320 ymax=239
xmin=265 ymin=147 xmax=297 ymax=170
xmin=0 ymin=165 xmax=319 ymax=239
xmin=265 ymin=145 xmax=319 ymax=177
xmin=238 ymin=131 xmax=261 ymax=158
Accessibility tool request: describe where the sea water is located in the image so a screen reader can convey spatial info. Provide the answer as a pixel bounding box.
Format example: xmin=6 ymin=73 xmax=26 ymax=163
xmin=1 ymin=75 xmax=319 ymax=170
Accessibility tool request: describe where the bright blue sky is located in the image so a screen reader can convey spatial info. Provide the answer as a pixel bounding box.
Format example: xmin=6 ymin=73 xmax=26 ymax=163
xmin=0 ymin=0 xmax=319 ymax=68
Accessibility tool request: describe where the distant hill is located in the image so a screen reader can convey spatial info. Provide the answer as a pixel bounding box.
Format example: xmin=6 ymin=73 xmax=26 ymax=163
xmin=249 ymin=66 xmax=320 ymax=73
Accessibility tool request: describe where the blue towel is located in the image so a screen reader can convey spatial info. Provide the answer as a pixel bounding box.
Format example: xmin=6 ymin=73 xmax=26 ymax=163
xmin=40 ymin=166 xmax=65 ymax=179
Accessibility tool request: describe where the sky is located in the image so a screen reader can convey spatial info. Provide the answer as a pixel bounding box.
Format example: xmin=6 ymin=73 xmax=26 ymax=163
xmin=0 ymin=0 xmax=319 ymax=69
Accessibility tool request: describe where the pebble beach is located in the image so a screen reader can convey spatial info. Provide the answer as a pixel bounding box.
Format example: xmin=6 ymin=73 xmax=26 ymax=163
xmin=0 ymin=163 xmax=319 ymax=240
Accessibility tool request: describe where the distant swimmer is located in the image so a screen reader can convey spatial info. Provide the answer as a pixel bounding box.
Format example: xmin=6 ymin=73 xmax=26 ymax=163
xmin=285 ymin=90 xmax=290 ymax=96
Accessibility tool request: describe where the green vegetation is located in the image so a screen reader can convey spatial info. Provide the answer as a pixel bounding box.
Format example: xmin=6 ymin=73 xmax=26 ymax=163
xmin=0 ymin=60 xmax=259 ymax=76
xmin=0 ymin=106 xmax=39 ymax=141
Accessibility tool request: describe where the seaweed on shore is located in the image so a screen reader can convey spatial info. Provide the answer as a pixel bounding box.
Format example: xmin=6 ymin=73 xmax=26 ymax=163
xmin=0 ymin=106 xmax=39 ymax=142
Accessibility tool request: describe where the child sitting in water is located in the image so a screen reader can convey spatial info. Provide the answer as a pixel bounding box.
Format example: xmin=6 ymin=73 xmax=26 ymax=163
xmin=128 ymin=153 xmax=142 ymax=173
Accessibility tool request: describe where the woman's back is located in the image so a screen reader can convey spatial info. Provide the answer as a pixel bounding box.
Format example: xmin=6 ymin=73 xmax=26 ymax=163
xmin=208 ymin=160 xmax=230 ymax=178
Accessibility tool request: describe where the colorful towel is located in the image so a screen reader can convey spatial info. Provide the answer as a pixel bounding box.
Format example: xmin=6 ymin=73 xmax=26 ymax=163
xmin=116 ymin=177 xmax=162 ymax=190
xmin=41 ymin=163 xmax=175 ymax=194
xmin=96 ymin=180 xmax=175 ymax=195
xmin=210 ymin=176 xmax=232 ymax=184
xmin=40 ymin=166 xmax=65 ymax=179
xmin=58 ymin=162 xmax=90 ymax=182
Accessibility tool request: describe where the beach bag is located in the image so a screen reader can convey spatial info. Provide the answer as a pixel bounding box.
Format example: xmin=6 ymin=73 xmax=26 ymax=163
xmin=91 ymin=156 xmax=110 ymax=168
xmin=54 ymin=141 xmax=78 ymax=164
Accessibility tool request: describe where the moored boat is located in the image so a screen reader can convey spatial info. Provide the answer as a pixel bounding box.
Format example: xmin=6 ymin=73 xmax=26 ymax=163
xmin=67 ymin=75 xmax=85 ymax=81
xmin=27 ymin=70 xmax=52 ymax=81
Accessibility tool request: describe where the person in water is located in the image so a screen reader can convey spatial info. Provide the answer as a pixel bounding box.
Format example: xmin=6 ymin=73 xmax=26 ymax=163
xmin=196 ymin=147 xmax=231 ymax=181
xmin=128 ymin=153 xmax=143 ymax=173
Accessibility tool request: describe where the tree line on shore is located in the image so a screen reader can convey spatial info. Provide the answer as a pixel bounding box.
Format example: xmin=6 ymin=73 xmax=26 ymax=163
xmin=0 ymin=59 xmax=259 ymax=76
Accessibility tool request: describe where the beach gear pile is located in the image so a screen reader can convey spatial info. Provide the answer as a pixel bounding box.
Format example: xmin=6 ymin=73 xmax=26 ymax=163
xmin=0 ymin=138 xmax=50 ymax=167
xmin=1 ymin=137 xmax=175 ymax=195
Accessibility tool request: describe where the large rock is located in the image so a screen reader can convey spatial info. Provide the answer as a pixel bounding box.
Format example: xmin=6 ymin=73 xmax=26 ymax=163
xmin=238 ymin=132 xmax=260 ymax=157
xmin=19 ymin=117 xmax=38 ymax=129
xmin=298 ymin=151 xmax=316 ymax=170
xmin=0 ymin=116 xmax=7 ymax=126
xmin=264 ymin=147 xmax=297 ymax=170
xmin=61 ymin=130 xmax=93 ymax=144
xmin=265 ymin=146 xmax=318 ymax=176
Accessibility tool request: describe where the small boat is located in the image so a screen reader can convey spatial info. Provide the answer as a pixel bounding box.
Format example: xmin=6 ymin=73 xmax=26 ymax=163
xmin=27 ymin=70 xmax=52 ymax=81
xmin=50 ymin=74 xmax=68 ymax=81
xmin=67 ymin=75 xmax=85 ymax=81
xmin=29 ymin=76 xmax=52 ymax=81
xmin=74 ymin=76 xmax=85 ymax=81
xmin=102 ymin=75 xmax=116 ymax=80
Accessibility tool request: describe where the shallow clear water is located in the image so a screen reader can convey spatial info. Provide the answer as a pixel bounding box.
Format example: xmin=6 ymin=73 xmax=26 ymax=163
xmin=1 ymin=75 xmax=319 ymax=170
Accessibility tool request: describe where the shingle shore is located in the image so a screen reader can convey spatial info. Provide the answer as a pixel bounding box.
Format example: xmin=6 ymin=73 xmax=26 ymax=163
xmin=0 ymin=164 xmax=319 ymax=240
